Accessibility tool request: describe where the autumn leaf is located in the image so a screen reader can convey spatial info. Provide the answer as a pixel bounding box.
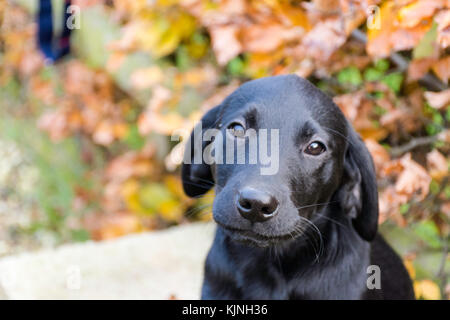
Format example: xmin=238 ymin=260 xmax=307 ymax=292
xmin=397 ymin=0 xmax=444 ymax=29
xmin=426 ymin=149 xmax=449 ymax=180
xmin=431 ymin=56 xmax=450 ymax=83
xmin=367 ymin=1 xmax=434 ymax=57
xmin=301 ymin=18 xmax=347 ymax=61
xmin=130 ymin=66 xmax=164 ymax=90
xmin=83 ymin=211 xmax=143 ymax=240
xmin=414 ymin=279 xmax=441 ymax=300
xmin=209 ymin=25 xmax=242 ymax=66
xmin=435 ymin=9 xmax=450 ymax=48
xmin=395 ymin=153 xmax=432 ymax=201
xmin=365 ymin=139 xmax=390 ymax=174
xmin=424 ymin=89 xmax=450 ymax=109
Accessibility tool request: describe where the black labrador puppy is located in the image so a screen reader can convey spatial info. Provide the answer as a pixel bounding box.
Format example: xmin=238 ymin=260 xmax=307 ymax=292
xmin=182 ymin=75 xmax=414 ymax=299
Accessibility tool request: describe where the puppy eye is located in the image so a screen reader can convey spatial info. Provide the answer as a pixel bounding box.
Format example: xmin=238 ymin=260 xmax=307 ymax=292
xmin=305 ymin=141 xmax=326 ymax=155
xmin=228 ymin=122 xmax=246 ymax=138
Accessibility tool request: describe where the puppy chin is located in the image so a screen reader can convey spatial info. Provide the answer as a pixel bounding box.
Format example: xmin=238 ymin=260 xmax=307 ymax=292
xmin=215 ymin=220 xmax=299 ymax=248
xmin=221 ymin=227 xmax=275 ymax=248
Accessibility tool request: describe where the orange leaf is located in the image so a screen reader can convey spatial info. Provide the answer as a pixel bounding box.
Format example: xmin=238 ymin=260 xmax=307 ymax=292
xmin=397 ymin=0 xmax=444 ymax=28
xmin=432 ymin=56 xmax=450 ymax=83
xmin=209 ymin=25 xmax=242 ymax=66
xmin=395 ymin=153 xmax=432 ymax=200
xmin=424 ymin=89 xmax=450 ymax=109
xmin=426 ymin=149 xmax=449 ymax=180
xmin=414 ymin=279 xmax=441 ymax=300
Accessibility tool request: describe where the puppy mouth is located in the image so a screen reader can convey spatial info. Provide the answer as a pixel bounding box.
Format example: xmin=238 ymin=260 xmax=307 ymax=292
xmin=216 ymin=221 xmax=300 ymax=247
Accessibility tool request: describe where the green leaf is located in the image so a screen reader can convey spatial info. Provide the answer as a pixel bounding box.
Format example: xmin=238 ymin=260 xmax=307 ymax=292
xmin=413 ymin=22 xmax=438 ymax=59
xmin=175 ymin=46 xmax=191 ymax=71
xmin=444 ymin=185 xmax=450 ymax=199
xmin=381 ymin=72 xmax=403 ymax=93
xmin=374 ymin=59 xmax=390 ymax=72
xmin=413 ymin=221 xmax=441 ymax=249
xmin=123 ymin=125 xmax=145 ymax=150
xmin=337 ymin=66 xmax=363 ymax=86
xmin=399 ymin=203 xmax=410 ymax=215
xmin=374 ymin=105 xmax=387 ymax=116
xmin=364 ymin=68 xmax=384 ymax=82
xmin=71 ymin=229 xmax=91 ymax=242
xmin=432 ymin=112 xmax=444 ymax=126
xmin=425 ymin=123 xmax=439 ymax=135
xmin=227 ymin=57 xmax=245 ymax=76
xmin=429 ymin=180 xmax=440 ymax=194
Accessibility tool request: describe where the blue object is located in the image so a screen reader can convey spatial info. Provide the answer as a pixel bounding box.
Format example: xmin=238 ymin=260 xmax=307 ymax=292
xmin=38 ymin=0 xmax=72 ymax=62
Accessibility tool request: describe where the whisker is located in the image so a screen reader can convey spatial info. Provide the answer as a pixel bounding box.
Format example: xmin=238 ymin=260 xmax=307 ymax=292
xmin=297 ymin=216 xmax=324 ymax=263
xmin=295 ymin=200 xmax=339 ymax=210
xmin=185 ymin=203 xmax=213 ymax=218
xmin=322 ymin=126 xmax=354 ymax=147
xmin=314 ymin=213 xmax=349 ymax=230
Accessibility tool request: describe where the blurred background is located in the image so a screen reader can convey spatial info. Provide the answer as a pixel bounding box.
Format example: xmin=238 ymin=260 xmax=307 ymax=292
xmin=0 ymin=0 xmax=448 ymax=299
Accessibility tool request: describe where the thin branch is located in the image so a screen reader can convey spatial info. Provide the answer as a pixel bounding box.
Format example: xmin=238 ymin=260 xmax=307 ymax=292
xmin=389 ymin=135 xmax=439 ymax=157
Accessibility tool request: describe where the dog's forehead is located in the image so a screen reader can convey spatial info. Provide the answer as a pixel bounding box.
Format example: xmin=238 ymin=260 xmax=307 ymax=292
xmin=233 ymin=75 xmax=325 ymax=108
xmin=221 ymin=75 xmax=345 ymax=130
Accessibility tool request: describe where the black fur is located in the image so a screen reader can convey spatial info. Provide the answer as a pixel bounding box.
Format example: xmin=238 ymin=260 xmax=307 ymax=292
xmin=182 ymin=75 xmax=414 ymax=300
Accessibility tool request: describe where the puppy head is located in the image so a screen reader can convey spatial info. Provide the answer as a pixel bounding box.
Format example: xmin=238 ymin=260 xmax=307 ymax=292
xmin=182 ymin=75 xmax=378 ymax=247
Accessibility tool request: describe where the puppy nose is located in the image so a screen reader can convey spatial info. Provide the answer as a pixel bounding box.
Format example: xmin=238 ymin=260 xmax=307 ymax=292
xmin=237 ymin=187 xmax=279 ymax=222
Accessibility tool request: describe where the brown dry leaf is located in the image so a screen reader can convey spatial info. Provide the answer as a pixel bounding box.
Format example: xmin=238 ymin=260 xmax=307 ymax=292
xmin=93 ymin=121 xmax=116 ymax=145
xmin=397 ymin=0 xmax=445 ymax=28
xmin=334 ymin=91 xmax=387 ymax=139
xmin=435 ymin=9 xmax=450 ymax=48
xmin=105 ymin=52 xmax=127 ymax=72
xmin=300 ymin=17 xmax=347 ymax=61
xmin=378 ymin=186 xmax=408 ymax=225
xmin=64 ymin=61 xmax=96 ymax=95
xmin=333 ymin=91 xmax=365 ymax=122
xmin=30 ymin=77 xmax=57 ymax=106
xmin=424 ymin=89 xmax=450 ymax=109
xmin=105 ymin=148 xmax=156 ymax=183
xmin=209 ymin=25 xmax=242 ymax=66
xmin=241 ymin=23 xmax=305 ymax=53
xmin=395 ymin=153 xmax=432 ymax=200
xmin=19 ymin=49 xmax=43 ymax=77
xmin=177 ymin=65 xmax=218 ymax=89
xmin=139 ymin=112 xmax=186 ymax=136
xmin=37 ymin=110 xmax=69 ymax=142
xmin=438 ymin=129 xmax=450 ymax=143
xmin=365 ymin=139 xmax=391 ymax=174
xmin=391 ymin=20 xmax=433 ymax=53
xmin=441 ymin=202 xmax=450 ymax=219
xmin=380 ymin=107 xmax=421 ymax=133
xmin=432 ymin=56 xmax=450 ymax=83
xmin=311 ymin=0 xmax=340 ymax=14
xmin=83 ymin=212 xmax=143 ymax=241
xmin=426 ymin=149 xmax=449 ymax=180
xmin=408 ymin=58 xmax=436 ymax=81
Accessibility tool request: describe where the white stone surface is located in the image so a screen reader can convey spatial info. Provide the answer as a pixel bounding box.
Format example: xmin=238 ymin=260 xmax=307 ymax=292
xmin=0 ymin=222 xmax=215 ymax=300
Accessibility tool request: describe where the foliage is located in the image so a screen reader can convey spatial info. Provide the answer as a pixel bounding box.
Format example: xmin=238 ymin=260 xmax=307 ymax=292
xmin=0 ymin=0 xmax=449 ymax=298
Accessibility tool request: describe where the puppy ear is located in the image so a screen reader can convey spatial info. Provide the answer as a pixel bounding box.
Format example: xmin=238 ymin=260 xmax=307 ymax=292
xmin=338 ymin=127 xmax=379 ymax=241
xmin=181 ymin=105 xmax=221 ymax=197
